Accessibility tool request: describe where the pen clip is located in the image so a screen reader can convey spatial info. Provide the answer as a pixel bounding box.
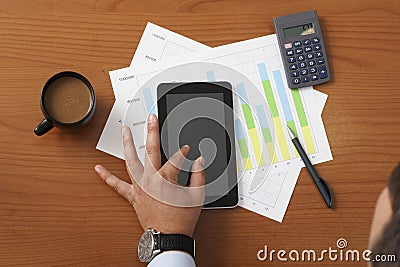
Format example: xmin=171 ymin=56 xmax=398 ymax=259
xmin=319 ymin=177 xmax=333 ymax=208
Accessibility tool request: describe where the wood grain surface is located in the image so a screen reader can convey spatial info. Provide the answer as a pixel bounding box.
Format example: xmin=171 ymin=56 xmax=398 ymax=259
xmin=1 ymin=0 xmax=400 ymax=266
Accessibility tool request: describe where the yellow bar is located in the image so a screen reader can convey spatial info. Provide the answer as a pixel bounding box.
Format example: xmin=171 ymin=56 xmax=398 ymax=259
xmin=249 ymin=128 xmax=266 ymax=166
xmin=266 ymin=142 xmax=277 ymax=163
xmin=292 ymin=143 xmax=300 ymax=158
xmin=302 ymin=125 xmax=316 ymax=154
xmin=273 ymin=117 xmax=291 ymax=160
xmin=243 ymin=157 xmax=253 ymax=170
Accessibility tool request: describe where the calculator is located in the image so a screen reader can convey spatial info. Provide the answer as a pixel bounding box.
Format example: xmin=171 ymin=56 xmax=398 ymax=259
xmin=273 ymin=10 xmax=331 ymax=89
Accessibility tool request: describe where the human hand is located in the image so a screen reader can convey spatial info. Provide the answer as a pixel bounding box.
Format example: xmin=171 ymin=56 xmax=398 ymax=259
xmin=95 ymin=114 xmax=205 ymax=237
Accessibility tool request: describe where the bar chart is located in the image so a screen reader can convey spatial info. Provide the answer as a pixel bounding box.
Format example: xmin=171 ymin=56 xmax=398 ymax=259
xmin=234 ymin=119 xmax=253 ymax=170
xmin=257 ymin=62 xmax=317 ymax=162
xmin=236 ymin=83 xmax=266 ymax=167
xmin=200 ymin=46 xmax=321 ymax=184
xmin=257 ymin=63 xmax=291 ymax=161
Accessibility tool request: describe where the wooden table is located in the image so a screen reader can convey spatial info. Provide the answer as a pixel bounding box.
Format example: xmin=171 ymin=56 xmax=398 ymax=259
xmin=1 ymin=1 xmax=399 ymax=266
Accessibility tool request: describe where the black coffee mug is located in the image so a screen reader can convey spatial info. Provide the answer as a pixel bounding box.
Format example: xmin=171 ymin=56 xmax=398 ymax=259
xmin=34 ymin=71 xmax=96 ymax=136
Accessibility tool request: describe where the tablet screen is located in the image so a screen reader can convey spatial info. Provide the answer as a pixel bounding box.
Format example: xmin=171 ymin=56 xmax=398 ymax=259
xmin=165 ymin=93 xmax=229 ymax=197
xmin=157 ymin=82 xmax=238 ymax=208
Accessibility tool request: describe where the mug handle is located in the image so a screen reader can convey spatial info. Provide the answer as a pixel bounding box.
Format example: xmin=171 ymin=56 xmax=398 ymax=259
xmin=34 ymin=118 xmax=54 ymax=136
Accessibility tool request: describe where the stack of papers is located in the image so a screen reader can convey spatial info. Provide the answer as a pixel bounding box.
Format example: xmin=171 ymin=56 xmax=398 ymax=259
xmin=97 ymin=22 xmax=332 ymax=222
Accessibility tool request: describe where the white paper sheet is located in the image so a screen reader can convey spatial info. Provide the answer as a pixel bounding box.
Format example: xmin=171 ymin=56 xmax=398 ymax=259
xmin=96 ymin=23 xmax=331 ymax=222
xmin=96 ymin=23 xmax=210 ymax=159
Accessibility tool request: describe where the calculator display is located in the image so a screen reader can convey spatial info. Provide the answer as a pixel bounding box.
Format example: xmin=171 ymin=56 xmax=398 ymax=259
xmin=283 ymin=23 xmax=315 ymax=38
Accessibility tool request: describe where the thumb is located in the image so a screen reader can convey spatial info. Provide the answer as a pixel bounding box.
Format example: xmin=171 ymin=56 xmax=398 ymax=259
xmin=190 ymin=156 xmax=205 ymax=187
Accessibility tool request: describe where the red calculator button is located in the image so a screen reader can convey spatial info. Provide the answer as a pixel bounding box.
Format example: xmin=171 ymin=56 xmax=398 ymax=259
xmin=284 ymin=43 xmax=293 ymax=49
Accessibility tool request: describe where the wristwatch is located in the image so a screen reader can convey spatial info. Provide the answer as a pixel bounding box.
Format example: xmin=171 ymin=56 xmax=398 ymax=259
xmin=138 ymin=228 xmax=195 ymax=263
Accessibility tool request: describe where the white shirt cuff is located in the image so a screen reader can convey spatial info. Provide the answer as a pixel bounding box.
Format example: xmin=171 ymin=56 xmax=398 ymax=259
xmin=148 ymin=251 xmax=195 ymax=267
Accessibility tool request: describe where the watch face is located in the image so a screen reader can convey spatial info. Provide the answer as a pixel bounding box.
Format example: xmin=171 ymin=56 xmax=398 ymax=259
xmin=138 ymin=231 xmax=154 ymax=262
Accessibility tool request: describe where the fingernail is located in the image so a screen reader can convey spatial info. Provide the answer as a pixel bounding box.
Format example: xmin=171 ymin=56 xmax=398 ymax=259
xmin=148 ymin=114 xmax=156 ymax=123
xmin=94 ymin=165 xmax=102 ymax=173
xmin=199 ymin=156 xmax=205 ymax=166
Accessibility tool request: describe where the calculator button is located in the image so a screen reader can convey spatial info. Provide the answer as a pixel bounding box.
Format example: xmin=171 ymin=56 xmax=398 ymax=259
xmin=292 ymin=78 xmax=300 ymax=85
xmin=291 ymin=71 xmax=299 ymax=77
xmin=311 ymin=74 xmax=319 ymax=81
xmin=295 ymin=48 xmax=303 ymax=54
xmin=315 ymin=51 xmax=323 ymax=58
xmin=284 ymin=43 xmax=293 ymax=49
xmin=317 ymin=58 xmax=325 ymax=65
xmin=309 ymin=67 xmax=317 ymax=74
xmin=297 ymin=55 xmax=305 ymax=61
xmin=286 ymin=50 xmax=294 ymax=56
xmin=289 ymin=64 xmax=297 ymax=70
xmin=301 ymin=76 xmax=310 ymax=83
xmin=298 ymin=62 xmax=307 ymax=68
xmin=313 ymin=44 xmax=321 ymax=51
xmin=293 ymin=41 xmax=302 ymax=47
xmin=300 ymin=69 xmax=308 ymax=76
xmin=306 ymin=53 xmax=314 ymax=60
xmin=288 ymin=57 xmax=296 ymax=63
xmin=308 ymin=60 xmax=316 ymax=67
xmin=312 ymin=37 xmax=320 ymax=44
xmin=302 ymin=39 xmax=311 ymax=46
xmin=318 ymin=66 xmax=328 ymax=79
xmin=304 ymin=46 xmax=312 ymax=53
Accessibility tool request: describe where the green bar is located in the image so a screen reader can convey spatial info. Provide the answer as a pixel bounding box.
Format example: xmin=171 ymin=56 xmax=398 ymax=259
xmin=238 ymin=139 xmax=249 ymax=158
xmin=287 ymin=120 xmax=298 ymax=137
xmin=262 ymin=80 xmax=279 ymax=117
xmin=291 ymin=89 xmax=308 ymax=127
xmin=261 ymin=128 xmax=273 ymax=143
xmin=242 ymin=104 xmax=255 ymax=129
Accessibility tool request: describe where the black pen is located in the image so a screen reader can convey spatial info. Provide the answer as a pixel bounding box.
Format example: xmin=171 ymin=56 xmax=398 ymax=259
xmin=287 ymin=126 xmax=333 ymax=208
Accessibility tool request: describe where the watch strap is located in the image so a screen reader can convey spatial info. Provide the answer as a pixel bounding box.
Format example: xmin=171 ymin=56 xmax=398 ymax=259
xmin=159 ymin=234 xmax=195 ymax=259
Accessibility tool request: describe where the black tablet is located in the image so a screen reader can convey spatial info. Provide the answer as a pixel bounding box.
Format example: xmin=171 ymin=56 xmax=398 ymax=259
xmin=157 ymin=82 xmax=238 ymax=208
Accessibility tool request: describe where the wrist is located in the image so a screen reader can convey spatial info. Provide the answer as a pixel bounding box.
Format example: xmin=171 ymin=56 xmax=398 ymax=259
xmin=138 ymin=228 xmax=195 ymax=263
xmin=153 ymin=227 xmax=194 ymax=238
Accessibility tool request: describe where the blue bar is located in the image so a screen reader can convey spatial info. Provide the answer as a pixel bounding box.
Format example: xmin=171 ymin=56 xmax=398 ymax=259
xmin=236 ymin=83 xmax=249 ymax=105
xmin=206 ymin=71 xmax=216 ymax=81
xmin=142 ymin=87 xmax=156 ymax=114
xmin=255 ymin=105 xmax=269 ymax=129
xmin=234 ymin=119 xmax=245 ymax=140
xmin=257 ymin=63 xmax=269 ymax=81
xmin=273 ymin=70 xmax=293 ymax=122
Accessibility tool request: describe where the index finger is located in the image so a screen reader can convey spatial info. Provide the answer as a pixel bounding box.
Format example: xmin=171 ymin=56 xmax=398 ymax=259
xmin=158 ymin=145 xmax=190 ymax=184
